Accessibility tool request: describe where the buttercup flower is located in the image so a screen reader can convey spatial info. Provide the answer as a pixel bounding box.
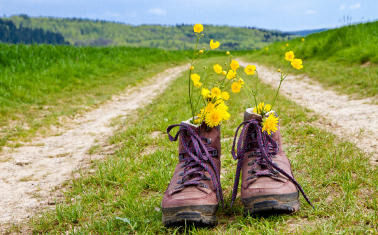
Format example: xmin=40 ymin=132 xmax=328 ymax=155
xmin=221 ymin=91 xmax=230 ymax=100
xmin=210 ymin=39 xmax=220 ymax=49
xmin=285 ymin=51 xmax=295 ymax=61
xmin=199 ymin=50 xmax=203 ymax=54
xmin=231 ymin=82 xmax=241 ymax=93
xmin=211 ymin=87 xmax=221 ymax=97
xmin=191 ymin=74 xmax=202 ymax=87
xmin=286 ymin=43 xmax=289 ymax=47
xmin=302 ymin=38 xmax=305 ymax=41
xmin=190 ymin=66 xmax=194 ymax=70
xmin=230 ymin=60 xmax=239 ymax=70
xmin=201 ymin=88 xmax=211 ymax=98
xmin=226 ymin=70 xmax=235 ymax=79
xmin=291 ymin=59 xmax=303 ymax=70
xmin=205 ymin=109 xmax=223 ymax=128
xmin=244 ymin=65 xmax=256 ymax=75
xmin=265 ymin=47 xmax=269 ymax=50
xmin=226 ymin=51 xmax=230 ymax=55
xmin=222 ymin=71 xmax=227 ymax=75
xmin=205 ymin=102 xmax=215 ymax=113
xmin=213 ymin=64 xmax=222 ymax=74
xmin=193 ymin=24 xmax=203 ymax=33
xmin=278 ymin=69 xmax=281 ymax=72
xmin=262 ymin=114 xmax=279 ymax=135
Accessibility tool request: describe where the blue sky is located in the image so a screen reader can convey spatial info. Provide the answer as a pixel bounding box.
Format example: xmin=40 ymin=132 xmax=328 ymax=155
xmin=1 ymin=0 xmax=377 ymax=31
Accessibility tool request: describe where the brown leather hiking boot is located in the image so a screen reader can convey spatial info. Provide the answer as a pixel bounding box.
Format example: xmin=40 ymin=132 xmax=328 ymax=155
xmin=161 ymin=120 xmax=223 ymax=226
xmin=231 ymin=108 xmax=313 ymax=215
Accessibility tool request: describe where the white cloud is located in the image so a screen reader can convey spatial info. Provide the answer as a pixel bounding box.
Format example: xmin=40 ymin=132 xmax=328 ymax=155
xmin=340 ymin=4 xmax=346 ymax=10
xmin=104 ymin=12 xmax=120 ymax=17
xmin=350 ymin=3 xmax=361 ymax=9
xmin=306 ymin=10 xmax=317 ymax=14
xmin=148 ymin=8 xmax=166 ymax=16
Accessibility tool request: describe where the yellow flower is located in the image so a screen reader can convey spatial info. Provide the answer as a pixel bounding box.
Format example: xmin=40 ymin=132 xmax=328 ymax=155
xmin=285 ymin=51 xmax=295 ymax=61
xmin=205 ymin=108 xmax=223 ymax=128
xmin=231 ymin=82 xmax=241 ymax=93
xmin=221 ymin=91 xmax=230 ymax=100
xmin=244 ymin=65 xmax=256 ymax=75
xmin=264 ymin=104 xmax=272 ymax=112
xmin=197 ymin=109 xmax=204 ymax=118
xmin=222 ymin=71 xmax=227 ymax=75
xmin=278 ymin=69 xmax=281 ymax=72
xmin=193 ymin=24 xmax=203 ymax=33
xmin=191 ymin=74 xmax=202 ymax=87
xmin=226 ymin=51 xmax=230 ymax=55
xmin=205 ymin=102 xmax=215 ymax=113
xmin=286 ymin=43 xmax=289 ymax=47
xmin=230 ymin=60 xmax=239 ymax=70
xmin=199 ymin=50 xmax=203 ymax=54
xmin=262 ymin=114 xmax=279 ymax=135
xmin=302 ymin=38 xmax=305 ymax=41
xmin=211 ymin=87 xmax=221 ymax=97
xmin=291 ymin=58 xmax=303 ymax=70
xmin=210 ymin=39 xmax=220 ymax=49
xmin=265 ymin=47 xmax=269 ymax=50
xmin=226 ymin=70 xmax=235 ymax=79
xmin=190 ymin=66 xmax=194 ymax=70
xmin=201 ymin=88 xmax=211 ymax=98
xmin=213 ymin=64 xmax=222 ymax=74
xmin=238 ymin=78 xmax=245 ymax=84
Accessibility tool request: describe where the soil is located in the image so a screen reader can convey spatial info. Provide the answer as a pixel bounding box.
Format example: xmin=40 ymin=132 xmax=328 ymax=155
xmin=0 ymin=64 xmax=187 ymax=227
xmin=239 ymin=60 xmax=378 ymax=165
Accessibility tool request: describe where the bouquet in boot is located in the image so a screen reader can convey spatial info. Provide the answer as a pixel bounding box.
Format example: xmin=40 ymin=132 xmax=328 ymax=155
xmin=229 ymin=52 xmax=314 ymax=215
xmin=161 ymin=24 xmax=237 ymax=226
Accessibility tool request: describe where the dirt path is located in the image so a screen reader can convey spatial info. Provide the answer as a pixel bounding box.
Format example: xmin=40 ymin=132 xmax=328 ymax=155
xmin=0 ymin=65 xmax=187 ymax=226
xmin=239 ymin=60 xmax=378 ymax=165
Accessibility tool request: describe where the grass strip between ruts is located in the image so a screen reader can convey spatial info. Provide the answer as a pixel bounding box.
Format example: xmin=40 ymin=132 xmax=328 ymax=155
xmin=28 ymin=57 xmax=378 ymax=234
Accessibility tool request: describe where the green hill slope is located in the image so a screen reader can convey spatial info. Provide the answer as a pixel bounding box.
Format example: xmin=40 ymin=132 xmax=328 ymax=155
xmin=4 ymin=15 xmax=293 ymax=50
xmin=244 ymin=21 xmax=378 ymax=97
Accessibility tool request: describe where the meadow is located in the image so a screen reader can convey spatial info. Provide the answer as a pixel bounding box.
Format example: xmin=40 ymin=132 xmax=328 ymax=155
xmin=27 ymin=57 xmax=378 ymax=234
xmin=244 ymin=20 xmax=378 ymax=97
xmin=0 ymin=44 xmax=186 ymax=149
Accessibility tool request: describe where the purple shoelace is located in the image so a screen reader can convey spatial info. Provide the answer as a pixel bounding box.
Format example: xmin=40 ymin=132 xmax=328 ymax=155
xmin=230 ymin=119 xmax=314 ymax=208
xmin=167 ymin=123 xmax=224 ymax=204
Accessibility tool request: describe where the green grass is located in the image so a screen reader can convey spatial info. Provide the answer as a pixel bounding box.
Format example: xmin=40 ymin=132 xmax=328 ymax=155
xmin=243 ymin=21 xmax=378 ymax=97
xmin=27 ymin=57 xmax=378 ymax=234
xmin=0 ymin=44 xmax=186 ymax=149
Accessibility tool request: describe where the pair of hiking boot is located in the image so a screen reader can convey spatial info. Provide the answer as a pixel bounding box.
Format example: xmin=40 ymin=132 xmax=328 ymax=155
xmin=161 ymin=108 xmax=313 ymax=226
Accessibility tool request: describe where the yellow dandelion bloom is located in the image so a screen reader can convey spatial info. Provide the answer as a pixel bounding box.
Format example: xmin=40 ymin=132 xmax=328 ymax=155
xmin=253 ymin=102 xmax=265 ymax=115
xmin=265 ymin=47 xmax=269 ymax=50
xmin=210 ymin=39 xmax=220 ymax=49
xmin=193 ymin=24 xmax=203 ymax=33
xmin=217 ymin=101 xmax=228 ymax=111
xmin=226 ymin=70 xmax=235 ymax=79
xmin=291 ymin=58 xmax=303 ymax=70
xmin=262 ymin=115 xmax=279 ymax=135
xmin=205 ymin=102 xmax=215 ymax=113
xmin=231 ymin=82 xmax=242 ymax=93
xmin=245 ymin=65 xmax=256 ymax=75
xmin=213 ymin=64 xmax=222 ymax=74
xmin=190 ymin=66 xmax=194 ymax=70
xmin=211 ymin=87 xmax=221 ymax=97
xmin=221 ymin=91 xmax=230 ymax=101
xmin=286 ymin=43 xmax=289 ymax=47
xmin=221 ymin=110 xmax=231 ymax=121
xmin=205 ymin=109 xmax=223 ymax=128
xmin=264 ymin=104 xmax=272 ymax=112
xmin=201 ymin=88 xmax=211 ymax=98
xmin=230 ymin=60 xmax=239 ymax=70
xmin=302 ymin=38 xmax=305 ymax=41
xmin=222 ymin=70 xmax=227 ymax=75
xmin=285 ymin=51 xmax=295 ymax=61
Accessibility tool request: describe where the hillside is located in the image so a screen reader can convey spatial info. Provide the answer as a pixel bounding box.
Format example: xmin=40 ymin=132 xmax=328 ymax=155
xmin=4 ymin=15 xmax=294 ymax=50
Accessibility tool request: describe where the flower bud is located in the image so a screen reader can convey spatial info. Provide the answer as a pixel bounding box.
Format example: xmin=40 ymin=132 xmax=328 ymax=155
xmin=190 ymin=66 xmax=194 ymax=70
xmin=222 ymin=71 xmax=227 ymax=75
xmin=203 ymin=66 xmax=207 ymax=69
xmin=201 ymin=34 xmax=204 ymax=37
xmin=202 ymin=47 xmax=205 ymax=50
xmin=277 ymin=69 xmax=281 ymax=72
xmin=199 ymin=50 xmax=203 ymax=54
xmin=226 ymin=51 xmax=230 ymax=55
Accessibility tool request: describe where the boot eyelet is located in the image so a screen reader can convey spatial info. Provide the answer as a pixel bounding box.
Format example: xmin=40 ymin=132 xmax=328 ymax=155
xmin=207 ymin=138 xmax=212 ymax=144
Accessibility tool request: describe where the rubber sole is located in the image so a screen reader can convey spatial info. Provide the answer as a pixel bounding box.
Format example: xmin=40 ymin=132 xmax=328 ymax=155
xmin=162 ymin=204 xmax=218 ymax=227
xmin=241 ymin=191 xmax=300 ymax=216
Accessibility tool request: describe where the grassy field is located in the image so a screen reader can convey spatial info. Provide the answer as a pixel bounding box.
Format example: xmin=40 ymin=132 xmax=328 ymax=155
xmin=25 ymin=57 xmax=378 ymax=234
xmin=0 ymin=44 xmax=186 ymax=149
xmin=244 ymin=21 xmax=378 ymax=97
